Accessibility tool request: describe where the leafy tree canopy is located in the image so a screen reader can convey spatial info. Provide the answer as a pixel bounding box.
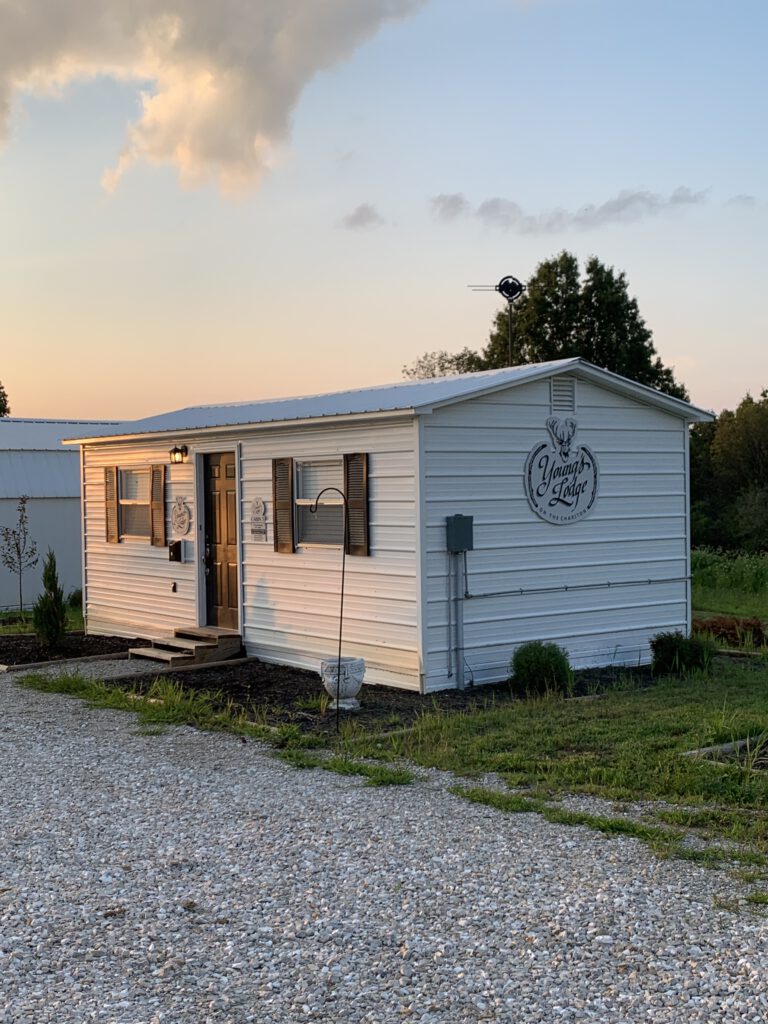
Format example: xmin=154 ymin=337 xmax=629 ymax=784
xmin=404 ymin=251 xmax=688 ymax=401
xmin=0 ymin=379 xmax=9 ymax=416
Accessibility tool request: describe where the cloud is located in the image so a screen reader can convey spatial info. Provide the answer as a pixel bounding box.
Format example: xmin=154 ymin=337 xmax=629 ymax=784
xmin=340 ymin=202 xmax=385 ymax=230
xmin=0 ymin=0 xmax=424 ymax=195
xmin=726 ymin=194 xmax=758 ymax=208
xmin=473 ymin=187 xmax=707 ymax=233
xmin=430 ymin=192 xmax=470 ymax=222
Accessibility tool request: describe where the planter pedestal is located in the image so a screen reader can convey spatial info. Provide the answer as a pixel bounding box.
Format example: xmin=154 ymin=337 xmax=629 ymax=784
xmin=320 ymin=656 xmax=365 ymax=710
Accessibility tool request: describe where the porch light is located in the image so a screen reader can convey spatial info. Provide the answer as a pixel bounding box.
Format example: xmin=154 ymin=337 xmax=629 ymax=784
xmin=169 ymin=445 xmax=188 ymax=464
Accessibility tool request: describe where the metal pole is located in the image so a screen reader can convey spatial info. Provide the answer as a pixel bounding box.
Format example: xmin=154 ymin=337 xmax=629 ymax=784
xmin=507 ymin=300 xmax=512 ymax=366
xmin=310 ymin=486 xmax=348 ymax=735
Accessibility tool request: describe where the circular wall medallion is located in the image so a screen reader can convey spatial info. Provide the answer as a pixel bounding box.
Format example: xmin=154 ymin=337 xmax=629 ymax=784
xmin=171 ymin=497 xmax=191 ymax=536
xmin=523 ymin=418 xmax=599 ymax=525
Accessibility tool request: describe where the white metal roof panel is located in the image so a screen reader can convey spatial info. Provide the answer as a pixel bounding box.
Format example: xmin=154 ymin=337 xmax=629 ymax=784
xmin=0 ymin=450 xmax=81 ymax=499
xmin=63 ymin=359 xmax=713 ymax=445
xmin=0 ymin=418 xmax=120 ymax=498
xmin=0 ymin=418 xmax=120 ymax=450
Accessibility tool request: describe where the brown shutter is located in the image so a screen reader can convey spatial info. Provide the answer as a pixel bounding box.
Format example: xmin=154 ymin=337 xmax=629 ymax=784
xmin=272 ymin=458 xmax=295 ymax=553
xmin=150 ymin=464 xmax=166 ymax=547
xmin=105 ymin=467 xmax=119 ymax=544
xmin=344 ymin=453 xmax=369 ymax=556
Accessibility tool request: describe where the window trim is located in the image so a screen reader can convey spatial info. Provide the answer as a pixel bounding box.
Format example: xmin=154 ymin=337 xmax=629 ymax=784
xmin=294 ymin=458 xmax=345 ymax=549
xmin=272 ymin=452 xmax=369 ymax=556
xmin=105 ymin=464 xmax=166 ymax=546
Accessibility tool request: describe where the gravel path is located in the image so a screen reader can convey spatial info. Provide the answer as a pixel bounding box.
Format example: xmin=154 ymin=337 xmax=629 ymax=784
xmin=1 ymin=676 xmax=767 ymax=1024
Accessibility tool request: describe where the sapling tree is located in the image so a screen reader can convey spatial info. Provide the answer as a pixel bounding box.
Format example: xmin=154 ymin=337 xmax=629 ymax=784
xmin=0 ymin=495 xmax=39 ymax=614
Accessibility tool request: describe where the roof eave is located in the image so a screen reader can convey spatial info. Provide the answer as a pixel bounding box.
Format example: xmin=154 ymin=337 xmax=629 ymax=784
xmin=62 ymin=407 xmax=417 ymax=446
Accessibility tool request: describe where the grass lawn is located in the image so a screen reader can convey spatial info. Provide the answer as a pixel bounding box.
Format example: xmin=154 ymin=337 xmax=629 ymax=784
xmin=340 ymin=658 xmax=768 ymax=865
xmin=11 ymin=589 xmax=768 ymax=887
xmin=692 ymin=548 xmax=768 ymax=620
xmin=0 ymin=605 xmax=84 ymax=635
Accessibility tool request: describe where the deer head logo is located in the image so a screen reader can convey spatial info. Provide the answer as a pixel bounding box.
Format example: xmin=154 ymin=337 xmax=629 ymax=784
xmin=546 ymin=416 xmax=577 ymax=461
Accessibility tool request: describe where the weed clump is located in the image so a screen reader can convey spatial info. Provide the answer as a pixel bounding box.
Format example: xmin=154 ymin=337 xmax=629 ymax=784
xmin=510 ymin=640 xmax=572 ymax=696
xmin=650 ymin=631 xmax=715 ymax=676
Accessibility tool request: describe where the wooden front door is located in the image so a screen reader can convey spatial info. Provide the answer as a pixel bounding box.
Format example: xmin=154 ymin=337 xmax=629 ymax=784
xmin=204 ymin=452 xmax=239 ymax=630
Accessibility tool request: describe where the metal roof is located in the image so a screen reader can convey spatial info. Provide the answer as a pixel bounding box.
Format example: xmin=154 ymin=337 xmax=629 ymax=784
xmin=0 ymin=418 xmax=120 ymax=498
xmin=63 ymin=359 xmax=713 ymax=445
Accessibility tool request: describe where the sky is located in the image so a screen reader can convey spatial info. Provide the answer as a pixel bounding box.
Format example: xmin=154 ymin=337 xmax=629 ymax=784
xmin=0 ymin=0 xmax=765 ymax=420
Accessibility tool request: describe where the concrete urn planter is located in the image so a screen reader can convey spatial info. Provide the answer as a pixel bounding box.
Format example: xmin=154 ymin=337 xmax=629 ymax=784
xmin=320 ymin=656 xmax=365 ymax=710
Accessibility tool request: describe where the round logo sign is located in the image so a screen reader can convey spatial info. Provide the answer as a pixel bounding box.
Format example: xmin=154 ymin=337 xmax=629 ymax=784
xmin=171 ymin=497 xmax=191 ymax=536
xmin=524 ymin=417 xmax=599 ymax=525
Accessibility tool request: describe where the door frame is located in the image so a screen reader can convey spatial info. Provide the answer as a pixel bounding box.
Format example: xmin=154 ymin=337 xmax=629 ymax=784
xmin=193 ymin=443 xmax=244 ymax=631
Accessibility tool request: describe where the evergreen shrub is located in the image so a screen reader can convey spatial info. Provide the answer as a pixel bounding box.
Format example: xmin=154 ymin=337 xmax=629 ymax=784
xmin=650 ymin=631 xmax=714 ymax=676
xmin=32 ymin=549 xmax=67 ymax=650
xmin=510 ymin=641 xmax=572 ymax=696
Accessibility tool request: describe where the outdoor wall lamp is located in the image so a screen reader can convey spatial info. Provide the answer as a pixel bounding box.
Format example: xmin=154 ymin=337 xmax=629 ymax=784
xmin=169 ymin=445 xmax=188 ymax=464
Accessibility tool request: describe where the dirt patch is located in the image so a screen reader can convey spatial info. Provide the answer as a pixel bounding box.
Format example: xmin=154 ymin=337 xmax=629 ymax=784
xmin=2 ymin=632 xmax=655 ymax=736
xmin=112 ymin=660 xmax=655 ymax=737
xmin=0 ymin=632 xmax=142 ymax=666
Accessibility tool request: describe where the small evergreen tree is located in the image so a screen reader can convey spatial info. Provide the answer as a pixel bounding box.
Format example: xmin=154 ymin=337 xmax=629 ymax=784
xmin=0 ymin=379 xmax=9 ymax=416
xmin=0 ymin=495 xmax=38 ymax=613
xmin=33 ymin=549 xmax=67 ymax=650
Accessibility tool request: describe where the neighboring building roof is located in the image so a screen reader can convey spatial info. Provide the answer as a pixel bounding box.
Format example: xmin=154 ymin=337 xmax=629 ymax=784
xmin=63 ymin=359 xmax=714 ymax=445
xmin=0 ymin=418 xmax=120 ymax=498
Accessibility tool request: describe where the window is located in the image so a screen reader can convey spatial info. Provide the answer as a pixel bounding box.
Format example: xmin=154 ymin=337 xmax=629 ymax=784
xmin=119 ymin=469 xmax=151 ymax=538
xmin=272 ymin=453 xmax=369 ymax=556
xmin=295 ymin=460 xmax=344 ymax=546
xmin=105 ymin=465 xmax=166 ymax=546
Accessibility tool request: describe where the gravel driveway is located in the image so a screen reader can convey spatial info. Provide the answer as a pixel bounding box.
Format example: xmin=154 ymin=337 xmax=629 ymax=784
xmin=1 ymin=676 xmax=767 ymax=1024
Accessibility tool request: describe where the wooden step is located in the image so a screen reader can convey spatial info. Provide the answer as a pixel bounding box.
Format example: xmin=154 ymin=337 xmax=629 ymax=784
xmin=174 ymin=627 xmax=242 ymax=661
xmin=128 ymin=646 xmax=195 ymax=667
xmin=175 ymin=626 xmax=240 ymax=641
xmin=153 ymin=636 xmax=218 ymax=655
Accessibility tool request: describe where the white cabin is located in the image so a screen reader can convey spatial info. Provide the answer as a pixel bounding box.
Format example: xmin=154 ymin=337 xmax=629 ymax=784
xmin=66 ymin=360 xmax=712 ymax=692
xmin=0 ymin=419 xmax=118 ymax=610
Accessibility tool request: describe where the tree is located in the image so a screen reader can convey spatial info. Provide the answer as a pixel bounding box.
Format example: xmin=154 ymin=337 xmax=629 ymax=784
xmin=0 ymin=379 xmax=9 ymax=416
xmin=0 ymin=496 xmax=39 ymax=613
xmin=33 ymin=549 xmax=68 ymax=650
xmin=689 ymin=391 xmax=768 ymax=551
xmin=403 ymin=251 xmax=688 ymax=400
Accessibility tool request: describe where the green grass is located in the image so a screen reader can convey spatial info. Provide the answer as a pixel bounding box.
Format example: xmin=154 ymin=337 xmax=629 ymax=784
xmin=341 ymin=659 xmax=768 ymax=858
xmin=277 ymin=749 xmax=414 ymax=786
xmin=692 ymin=548 xmax=768 ymax=619
xmin=0 ymin=605 xmax=84 ymax=635
xmin=16 ymin=672 xmax=275 ymax=741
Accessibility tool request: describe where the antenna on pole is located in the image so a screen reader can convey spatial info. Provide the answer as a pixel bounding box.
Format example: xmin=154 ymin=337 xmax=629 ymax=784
xmin=469 ymin=275 xmax=525 ymax=366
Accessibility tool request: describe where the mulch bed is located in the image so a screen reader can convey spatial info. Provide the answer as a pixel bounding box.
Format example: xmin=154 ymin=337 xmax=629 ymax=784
xmin=1 ymin=630 xmax=655 ymax=736
xmin=0 ymin=632 xmax=142 ymax=666
xmin=118 ymin=660 xmax=655 ymax=736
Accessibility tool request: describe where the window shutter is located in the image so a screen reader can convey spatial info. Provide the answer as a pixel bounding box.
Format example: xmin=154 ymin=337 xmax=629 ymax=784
xmin=272 ymin=458 xmax=295 ymax=553
xmin=105 ymin=467 xmax=119 ymax=544
xmin=344 ymin=453 xmax=369 ymax=557
xmin=150 ymin=464 xmax=166 ymax=547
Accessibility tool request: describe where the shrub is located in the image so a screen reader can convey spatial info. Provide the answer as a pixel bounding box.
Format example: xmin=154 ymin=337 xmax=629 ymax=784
xmin=510 ymin=641 xmax=572 ymax=696
xmin=650 ymin=631 xmax=714 ymax=676
xmin=67 ymin=587 xmax=83 ymax=611
xmin=32 ymin=549 xmax=67 ymax=650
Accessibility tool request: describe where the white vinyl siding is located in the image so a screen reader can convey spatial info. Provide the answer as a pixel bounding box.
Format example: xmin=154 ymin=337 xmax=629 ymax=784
xmin=240 ymin=418 xmax=419 ymax=689
xmin=82 ymin=443 xmax=196 ymax=638
xmin=420 ymin=377 xmax=689 ymax=691
xmin=81 ymin=417 xmax=420 ymax=690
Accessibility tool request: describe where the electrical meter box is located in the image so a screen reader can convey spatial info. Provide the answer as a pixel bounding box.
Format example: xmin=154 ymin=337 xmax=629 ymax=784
xmin=446 ymin=514 xmax=474 ymax=552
